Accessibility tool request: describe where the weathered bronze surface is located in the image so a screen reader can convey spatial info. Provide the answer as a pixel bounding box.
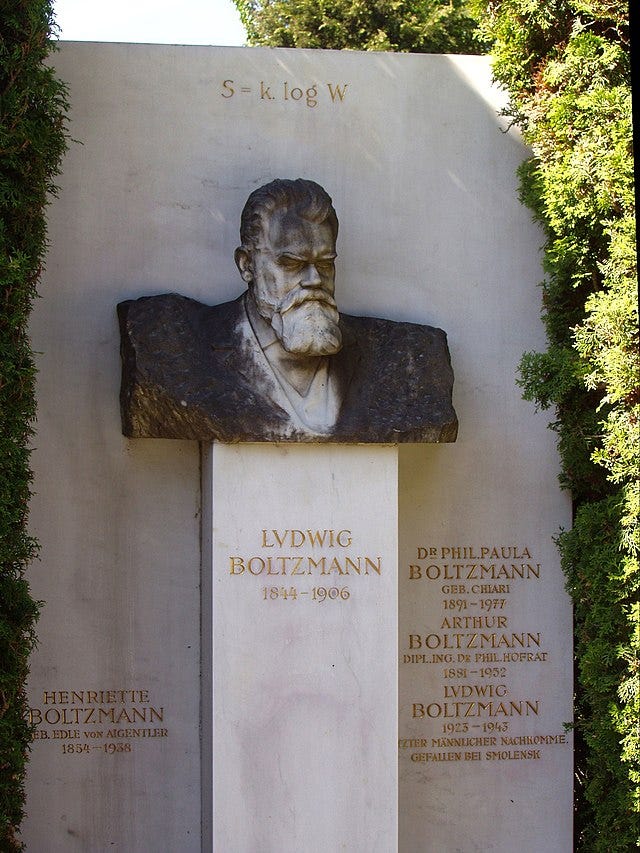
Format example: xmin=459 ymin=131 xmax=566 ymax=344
xmin=118 ymin=179 xmax=457 ymax=443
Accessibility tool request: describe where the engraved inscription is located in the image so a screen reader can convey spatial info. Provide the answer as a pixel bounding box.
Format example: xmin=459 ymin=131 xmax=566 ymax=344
xmin=401 ymin=541 xmax=569 ymax=764
xmin=28 ymin=688 xmax=168 ymax=755
xmin=228 ymin=527 xmax=381 ymax=600
xmin=221 ymin=79 xmax=349 ymax=106
xmin=399 ymin=732 xmax=568 ymax=764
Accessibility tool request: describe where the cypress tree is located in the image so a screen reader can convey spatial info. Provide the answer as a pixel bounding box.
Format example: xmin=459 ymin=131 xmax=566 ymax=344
xmin=473 ymin=2 xmax=638 ymax=847
xmin=0 ymin=2 xmax=68 ymax=847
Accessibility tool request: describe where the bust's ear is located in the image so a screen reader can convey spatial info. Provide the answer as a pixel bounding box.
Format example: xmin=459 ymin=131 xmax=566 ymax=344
xmin=234 ymin=247 xmax=253 ymax=284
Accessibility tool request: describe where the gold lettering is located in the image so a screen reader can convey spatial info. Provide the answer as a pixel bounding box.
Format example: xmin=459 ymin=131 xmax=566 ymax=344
xmin=410 ymin=632 xmax=542 ymax=650
xmin=97 ymin=708 xmax=115 ymax=724
xmin=364 ymin=556 xmax=381 ymax=575
xmin=323 ymin=556 xmax=345 ymax=575
xmin=485 ymin=749 xmax=541 ymax=760
xmin=306 ymin=529 xmax=327 ymax=547
xmin=327 ymin=83 xmax=348 ymax=101
xmin=417 ymin=699 xmax=541 ymax=718
xmin=308 ymin=556 xmax=325 ymax=573
xmin=336 ymin=529 xmax=352 ymax=547
xmin=266 ymin=557 xmax=280 ymax=575
xmin=248 ymin=556 xmax=266 ymax=575
xmin=114 ymin=708 xmax=134 ymax=724
xmin=344 ymin=556 xmax=361 ymax=575
xmin=291 ymin=556 xmax=307 ymax=575
xmin=229 ymin=556 xmax=245 ymax=574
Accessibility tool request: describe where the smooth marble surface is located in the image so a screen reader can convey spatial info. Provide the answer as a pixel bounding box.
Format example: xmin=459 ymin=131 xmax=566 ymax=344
xmin=208 ymin=444 xmax=398 ymax=853
xmin=23 ymin=43 xmax=571 ymax=851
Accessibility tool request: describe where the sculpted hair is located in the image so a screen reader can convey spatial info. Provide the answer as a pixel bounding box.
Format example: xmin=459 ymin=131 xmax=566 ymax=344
xmin=239 ymin=178 xmax=338 ymax=249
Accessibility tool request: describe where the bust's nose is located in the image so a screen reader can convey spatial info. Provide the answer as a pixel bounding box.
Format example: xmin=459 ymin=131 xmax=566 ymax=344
xmin=300 ymin=263 xmax=322 ymax=288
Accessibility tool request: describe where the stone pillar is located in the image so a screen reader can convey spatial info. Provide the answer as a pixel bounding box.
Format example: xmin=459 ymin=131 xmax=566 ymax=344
xmin=204 ymin=443 xmax=398 ymax=852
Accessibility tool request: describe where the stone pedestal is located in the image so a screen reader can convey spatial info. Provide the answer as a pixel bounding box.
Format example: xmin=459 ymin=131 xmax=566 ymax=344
xmin=204 ymin=444 xmax=398 ymax=852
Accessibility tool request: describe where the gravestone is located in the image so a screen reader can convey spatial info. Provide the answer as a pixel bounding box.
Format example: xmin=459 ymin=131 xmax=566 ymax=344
xmin=115 ymin=174 xmax=456 ymax=850
xmin=24 ymin=43 xmax=572 ymax=851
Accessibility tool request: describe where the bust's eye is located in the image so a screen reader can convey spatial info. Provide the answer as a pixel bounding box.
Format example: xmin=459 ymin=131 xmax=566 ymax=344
xmin=279 ymin=256 xmax=305 ymax=272
xmin=316 ymin=260 xmax=335 ymax=274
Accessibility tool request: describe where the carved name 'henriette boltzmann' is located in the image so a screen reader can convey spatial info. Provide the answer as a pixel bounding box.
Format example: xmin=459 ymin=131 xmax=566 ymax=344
xmin=118 ymin=178 xmax=458 ymax=443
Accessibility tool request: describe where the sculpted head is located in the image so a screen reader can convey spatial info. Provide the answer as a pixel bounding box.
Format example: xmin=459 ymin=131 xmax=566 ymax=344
xmin=235 ymin=179 xmax=343 ymax=357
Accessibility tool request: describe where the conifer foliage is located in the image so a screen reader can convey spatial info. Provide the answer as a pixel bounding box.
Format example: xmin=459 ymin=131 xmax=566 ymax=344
xmin=474 ymin=2 xmax=638 ymax=848
xmin=0 ymin=2 xmax=68 ymax=847
xmin=234 ymin=0 xmax=485 ymax=53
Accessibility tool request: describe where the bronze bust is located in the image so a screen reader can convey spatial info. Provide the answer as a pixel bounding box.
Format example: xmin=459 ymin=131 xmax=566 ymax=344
xmin=118 ymin=179 xmax=457 ymax=443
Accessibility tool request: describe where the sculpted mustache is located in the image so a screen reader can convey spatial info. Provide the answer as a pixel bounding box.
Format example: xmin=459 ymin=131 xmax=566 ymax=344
xmin=278 ymin=288 xmax=338 ymax=316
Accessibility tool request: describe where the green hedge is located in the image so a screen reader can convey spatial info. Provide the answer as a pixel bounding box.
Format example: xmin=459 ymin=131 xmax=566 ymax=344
xmin=0 ymin=2 xmax=68 ymax=848
xmin=474 ymin=1 xmax=638 ymax=847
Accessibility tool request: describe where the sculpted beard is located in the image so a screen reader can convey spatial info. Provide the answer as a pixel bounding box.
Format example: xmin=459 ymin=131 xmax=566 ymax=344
xmin=268 ymin=289 xmax=343 ymax=356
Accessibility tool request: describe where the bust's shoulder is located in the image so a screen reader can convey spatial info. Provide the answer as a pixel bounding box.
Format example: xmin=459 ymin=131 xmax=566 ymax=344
xmin=340 ymin=312 xmax=449 ymax=349
xmin=117 ymin=294 xmax=248 ymax=352
xmin=118 ymin=292 xmax=244 ymax=324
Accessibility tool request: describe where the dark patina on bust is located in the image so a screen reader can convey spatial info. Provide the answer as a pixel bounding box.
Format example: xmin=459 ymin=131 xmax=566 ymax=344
xmin=118 ymin=179 xmax=457 ymax=443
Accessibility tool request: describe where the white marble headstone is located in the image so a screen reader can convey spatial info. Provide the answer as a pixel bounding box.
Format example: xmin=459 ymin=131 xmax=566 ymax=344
xmin=24 ymin=43 xmax=572 ymax=851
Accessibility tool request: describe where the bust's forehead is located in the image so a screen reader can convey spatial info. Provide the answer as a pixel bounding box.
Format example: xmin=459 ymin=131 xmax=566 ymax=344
xmin=261 ymin=209 xmax=336 ymax=256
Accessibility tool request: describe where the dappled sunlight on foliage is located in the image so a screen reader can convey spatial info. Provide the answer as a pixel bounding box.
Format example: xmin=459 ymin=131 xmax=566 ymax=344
xmin=476 ymin=0 xmax=637 ymax=848
xmin=234 ymin=0 xmax=487 ymax=54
